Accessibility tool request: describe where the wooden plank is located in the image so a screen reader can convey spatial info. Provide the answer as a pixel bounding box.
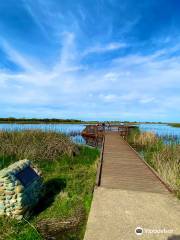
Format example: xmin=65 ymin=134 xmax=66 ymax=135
xmin=100 ymin=132 xmax=169 ymax=194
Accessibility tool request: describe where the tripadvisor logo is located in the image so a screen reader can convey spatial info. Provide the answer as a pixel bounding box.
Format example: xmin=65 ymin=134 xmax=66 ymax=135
xmin=135 ymin=226 xmax=143 ymax=236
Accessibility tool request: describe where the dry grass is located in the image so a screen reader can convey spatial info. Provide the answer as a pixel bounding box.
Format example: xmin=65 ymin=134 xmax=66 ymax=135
xmin=128 ymin=129 xmax=180 ymax=198
xmin=130 ymin=131 xmax=159 ymax=147
xmin=151 ymin=145 xmax=180 ymax=196
xmin=0 ymin=130 xmax=78 ymax=166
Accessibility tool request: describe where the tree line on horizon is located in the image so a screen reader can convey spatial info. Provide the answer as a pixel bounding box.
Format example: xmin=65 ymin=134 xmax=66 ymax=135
xmin=0 ymin=117 xmax=83 ymax=123
xmin=0 ymin=117 xmax=168 ymax=124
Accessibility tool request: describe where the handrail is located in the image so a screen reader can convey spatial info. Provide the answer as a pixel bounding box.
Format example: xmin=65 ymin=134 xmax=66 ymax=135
xmin=95 ymin=136 xmax=105 ymax=186
xmin=121 ymin=137 xmax=173 ymax=194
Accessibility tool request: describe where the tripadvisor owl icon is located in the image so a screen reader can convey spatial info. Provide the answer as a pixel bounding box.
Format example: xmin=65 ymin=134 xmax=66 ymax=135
xmin=135 ymin=226 xmax=143 ymax=236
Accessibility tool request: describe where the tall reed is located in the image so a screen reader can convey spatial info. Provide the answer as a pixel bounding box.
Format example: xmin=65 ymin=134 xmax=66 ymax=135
xmin=0 ymin=130 xmax=78 ymax=169
xmin=128 ymin=129 xmax=180 ymax=198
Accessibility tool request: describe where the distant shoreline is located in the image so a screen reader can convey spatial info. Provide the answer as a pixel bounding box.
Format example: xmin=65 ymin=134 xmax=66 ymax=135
xmin=0 ymin=121 xmax=86 ymax=124
xmin=0 ymin=118 xmax=179 ymax=125
xmin=168 ymin=123 xmax=180 ymax=128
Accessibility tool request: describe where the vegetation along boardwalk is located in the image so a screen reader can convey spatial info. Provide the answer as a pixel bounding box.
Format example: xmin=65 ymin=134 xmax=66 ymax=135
xmin=84 ymin=131 xmax=180 ymax=240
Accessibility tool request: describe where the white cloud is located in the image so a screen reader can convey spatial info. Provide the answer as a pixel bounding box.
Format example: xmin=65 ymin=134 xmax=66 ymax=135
xmin=99 ymin=93 xmax=118 ymax=102
xmin=0 ymin=32 xmax=180 ymax=121
xmin=0 ymin=39 xmax=36 ymax=72
xmin=83 ymin=42 xmax=127 ymax=55
xmin=139 ymin=97 xmax=155 ymax=104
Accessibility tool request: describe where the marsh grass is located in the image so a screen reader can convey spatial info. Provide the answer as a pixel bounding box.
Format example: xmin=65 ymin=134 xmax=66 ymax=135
xmin=128 ymin=129 xmax=180 ymax=198
xmin=0 ymin=130 xmax=78 ymax=166
xmin=168 ymin=123 xmax=180 ymax=128
xmin=0 ymin=130 xmax=99 ymax=240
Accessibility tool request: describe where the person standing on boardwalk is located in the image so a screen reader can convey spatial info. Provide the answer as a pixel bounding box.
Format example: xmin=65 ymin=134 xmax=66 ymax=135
xmin=102 ymin=122 xmax=105 ymax=131
xmin=107 ymin=121 xmax=111 ymax=131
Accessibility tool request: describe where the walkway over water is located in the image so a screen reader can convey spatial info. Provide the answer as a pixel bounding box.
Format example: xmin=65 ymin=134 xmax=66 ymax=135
xmin=100 ymin=132 xmax=168 ymax=193
xmin=84 ymin=132 xmax=180 ymax=240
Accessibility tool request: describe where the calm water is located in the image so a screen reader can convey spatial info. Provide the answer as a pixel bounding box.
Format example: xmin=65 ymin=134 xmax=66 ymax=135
xmin=139 ymin=124 xmax=180 ymax=143
xmin=0 ymin=123 xmax=179 ymax=144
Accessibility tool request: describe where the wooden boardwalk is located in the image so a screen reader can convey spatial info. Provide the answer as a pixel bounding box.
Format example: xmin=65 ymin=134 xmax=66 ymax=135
xmin=84 ymin=131 xmax=180 ymax=240
xmin=100 ymin=132 xmax=169 ymax=193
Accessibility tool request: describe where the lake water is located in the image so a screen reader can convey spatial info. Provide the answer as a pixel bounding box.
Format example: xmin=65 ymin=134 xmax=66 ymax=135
xmin=139 ymin=124 xmax=180 ymax=143
xmin=0 ymin=123 xmax=86 ymax=144
xmin=0 ymin=123 xmax=179 ymax=144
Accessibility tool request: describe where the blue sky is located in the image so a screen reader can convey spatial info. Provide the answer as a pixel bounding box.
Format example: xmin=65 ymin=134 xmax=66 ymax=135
xmin=0 ymin=0 xmax=180 ymax=121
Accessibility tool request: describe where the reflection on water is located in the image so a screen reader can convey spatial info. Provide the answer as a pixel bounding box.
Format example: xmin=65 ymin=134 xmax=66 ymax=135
xmin=82 ymin=136 xmax=103 ymax=148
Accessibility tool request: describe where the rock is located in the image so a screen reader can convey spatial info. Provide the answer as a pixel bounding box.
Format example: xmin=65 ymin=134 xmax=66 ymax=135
xmin=0 ymin=187 xmax=5 ymax=193
xmin=17 ymin=192 xmax=23 ymax=197
xmin=15 ymin=206 xmax=23 ymax=210
xmin=4 ymin=181 xmax=11 ymax=185
xmin=15 ymin=204 xmax=23 ymax=210
xmin=4 ymin=176 xmax=11 ymax=181
xmin=15 ymin=180 xmax=21 ymax=186
xmin=0 ymin=182 xmax=4 ymax=187
xmin=12 ymin=194 xmax=17 ymax=200
xmin=0 ymin=204 xmax=5 ymax=209
xmin=15 ymin=186 xmax=24 ymax=193
xmin=7 ymin=183 xmax=15 ymax=188
xmin=14 ymin=214 xmax=23 ymax=220
xmin=0 ymin=196 xmax=5 ymax=200
xmin=17 ymin=197 xmax=23 ymax=203
xmin=0 ymin=210 xmax=5 ymax=215
xmin=5 ymin=199 xmax=10 ymax=204
xmin=0 ymin=201 xmax=4 ymax=206
xmin=10 ymin=199 xmax=17 ymax=205
xmin=5 ymin=191 xmax=15 ymax=195
xmin=0 ymin=171 xmax=8 ymax=178
xmin=6 ymin=187 xmax=14 ymax=192
xmin=6 ymin=196 xmax=12 ymax=201
xmin=14 ymin=209 xmax=24 ymax=215
xmin=10 ymin=175 xmax=16 ymax=181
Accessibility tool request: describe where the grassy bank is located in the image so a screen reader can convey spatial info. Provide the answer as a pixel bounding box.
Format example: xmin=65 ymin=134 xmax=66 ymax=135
xmin=127 ymin=129 xmax=180 ymax=198
xmin=168 ymin=123 xmax=180 ymax=128
xmin=0 ymin=130 xmax=99 ymax=240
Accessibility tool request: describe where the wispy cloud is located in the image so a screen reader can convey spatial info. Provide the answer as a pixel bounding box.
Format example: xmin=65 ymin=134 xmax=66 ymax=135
xmin=22 ymin=0 xmax=49 ymax=39
xmin=0 ymin=38 xmax=36 ymax=72
xmin=0 ymin=34 xmax=180 ymax=121
xmin=83 ymin=42 xmax=127 ymax=55
xmin=0 ymin=0 xmax=180 ymax=121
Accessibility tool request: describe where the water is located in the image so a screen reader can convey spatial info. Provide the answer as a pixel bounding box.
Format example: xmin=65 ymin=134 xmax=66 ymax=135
xmin=139 ymin=124 xmax=180 ymax=144
xmin=0 ymin=123 xmax=179 ymax=144
xmin=0 ymin=123 xmax=86 ymax=144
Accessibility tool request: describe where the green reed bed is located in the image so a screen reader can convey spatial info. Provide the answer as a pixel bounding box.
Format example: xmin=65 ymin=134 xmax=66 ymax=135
xmin=0 ymin=130 xmax=99 ymax=240
xmin=168 ymin=123 xmax=180 ymax=128
xmin=127 ymin=129 xmax=180 ymax=198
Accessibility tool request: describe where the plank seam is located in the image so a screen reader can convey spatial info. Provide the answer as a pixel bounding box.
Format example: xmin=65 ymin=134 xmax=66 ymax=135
xmin=121 ymin=136 xmax=173 ymax=194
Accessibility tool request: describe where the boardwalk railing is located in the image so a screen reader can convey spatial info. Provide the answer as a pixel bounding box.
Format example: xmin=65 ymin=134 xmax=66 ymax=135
xmin=82 ymin=124 xmax=132 ymax=145
xmin=95 ymin=136 xmax=105 ymax=186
